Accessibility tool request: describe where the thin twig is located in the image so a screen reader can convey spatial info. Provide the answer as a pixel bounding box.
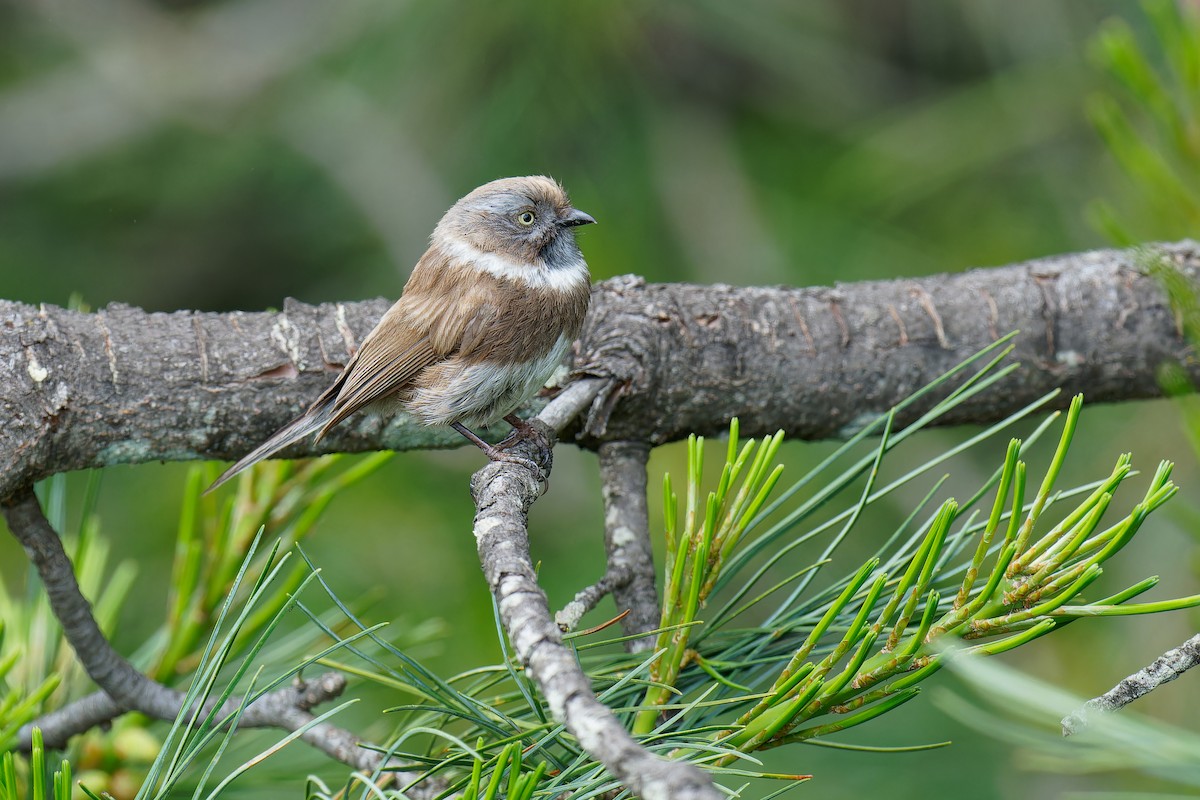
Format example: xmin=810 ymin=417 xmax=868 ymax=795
xmin=1061 ymin=632 xmax=1200 ymax=736
xmin=1 ymin=491 xmax=431 ymax=789
xmin=557 ymin=442 xmax=659 ymax=652
xmin=22 ymin=676 xmax=343 ymax=749
xmin=471 ymin=381 xmax=720 ymax=800
xmin=555 ymin=564 xmax=634 ymax=633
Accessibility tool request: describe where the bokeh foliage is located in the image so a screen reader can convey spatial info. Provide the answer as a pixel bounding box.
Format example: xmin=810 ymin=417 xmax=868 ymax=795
xmin=0 ymin=1 xmax=1135 ymax=312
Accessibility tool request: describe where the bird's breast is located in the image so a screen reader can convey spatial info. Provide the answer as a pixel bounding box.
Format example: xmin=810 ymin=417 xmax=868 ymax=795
xmin=463 ymin=271 xmax=590 ymax=365
xmin=406 ymin=334 xmax=573 ymax=427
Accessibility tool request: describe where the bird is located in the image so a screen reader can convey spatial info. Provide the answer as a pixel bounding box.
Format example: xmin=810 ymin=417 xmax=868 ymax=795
xmin=207 ymin=176 xmax=595 ymax=492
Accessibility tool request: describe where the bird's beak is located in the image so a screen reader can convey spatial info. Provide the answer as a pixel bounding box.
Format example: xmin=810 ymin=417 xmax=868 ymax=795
xmin=560 ymin=208 xmax=596 ymax=227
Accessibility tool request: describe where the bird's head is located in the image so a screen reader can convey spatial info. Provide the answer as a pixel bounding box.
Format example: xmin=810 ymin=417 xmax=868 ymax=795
xmin=435 ymin=176 xmax=595 ymax=268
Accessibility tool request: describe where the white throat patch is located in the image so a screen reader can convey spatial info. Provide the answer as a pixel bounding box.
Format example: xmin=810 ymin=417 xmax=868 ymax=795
xmin=440 ymin=235 xmax=588 ymax=293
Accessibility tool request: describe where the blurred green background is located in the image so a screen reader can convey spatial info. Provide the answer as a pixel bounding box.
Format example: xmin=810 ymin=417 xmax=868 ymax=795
xmin=3 ymin=1 xmax=1200 ymax=797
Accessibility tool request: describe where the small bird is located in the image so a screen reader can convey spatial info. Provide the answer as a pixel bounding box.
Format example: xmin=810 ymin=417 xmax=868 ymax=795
xmin=208 ymin=176 xmax=594 ymax=492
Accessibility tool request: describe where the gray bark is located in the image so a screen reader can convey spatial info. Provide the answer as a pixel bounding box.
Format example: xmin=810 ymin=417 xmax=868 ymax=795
xmin=2 ymin=242 xmax=1197 ymax=501
xmin=574 ymin=242 xmax=1199 ymax=444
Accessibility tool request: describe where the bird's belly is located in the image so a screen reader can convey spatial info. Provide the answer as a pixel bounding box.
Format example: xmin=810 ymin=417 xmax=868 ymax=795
xmin=405 ymin=335 xmax=572 ymax=428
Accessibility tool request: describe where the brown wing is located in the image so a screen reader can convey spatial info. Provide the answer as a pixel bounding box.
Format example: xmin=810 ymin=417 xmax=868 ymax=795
xmin=317 ymin=257 xmax=497 ymax=435
xmin=445 ymin=299 xmax=499 ymax=357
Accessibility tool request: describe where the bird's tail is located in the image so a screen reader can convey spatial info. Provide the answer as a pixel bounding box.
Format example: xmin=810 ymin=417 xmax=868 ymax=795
xmin=205 ymin=396 xmax=336 ymax=494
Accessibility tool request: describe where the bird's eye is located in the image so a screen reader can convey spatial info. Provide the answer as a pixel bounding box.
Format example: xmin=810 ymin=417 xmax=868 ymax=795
xmin=517 ymin=211 xmax=536 ymax=227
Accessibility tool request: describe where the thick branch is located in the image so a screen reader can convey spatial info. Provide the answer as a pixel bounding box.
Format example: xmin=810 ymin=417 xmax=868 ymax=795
xmin=473 ymin=388 xmax=720 ymax=800
xmin=1 ymin=492 xmax=429 ymax=788
xmin=3 ymin=242 xmax=1200 ymax=500
xmin=574 ymin=242 xmax=1200 ymax=444
xmin=1061 ymin=632 xmax=1200 ymax=736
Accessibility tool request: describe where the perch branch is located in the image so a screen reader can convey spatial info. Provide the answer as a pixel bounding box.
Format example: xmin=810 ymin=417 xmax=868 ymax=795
xmin=472 ymin=382 xmax=720 ymax=800
xmin=1 ymin=491 xmax=430 ymax=788
xmin=1061 ymin=632 xmax=1200 ymax=736
xmin=4 ymin=242 xmax=1200 ymax=500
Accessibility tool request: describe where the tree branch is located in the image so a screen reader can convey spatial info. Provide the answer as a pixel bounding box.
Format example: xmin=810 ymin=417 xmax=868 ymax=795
xmin=1 ymin=491 xmax=432 ymax=790
xmin=572 ymin=241 xmax=1200 ymax=444
xmin=6 ymin=239 xmax=1197 ymax=795
xmin=4 ymin=492 xmax=192 ymax=722
xmin=1061 ymin=632 xmax=1200 ymax=736
xmin=557 ymin=442 xmax=659 ymax=652
xmin=473 ymin=385 xmax=720 ymax=800
xmin=4 ymin=242 xmax=1199 ymax=500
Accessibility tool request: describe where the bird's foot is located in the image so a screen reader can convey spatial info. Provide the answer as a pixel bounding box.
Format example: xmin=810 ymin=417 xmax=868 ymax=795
xmin=483 ymin=448 xmax=542 ymax=476
xmin=495 ymin=420 xmax=553 ymax=477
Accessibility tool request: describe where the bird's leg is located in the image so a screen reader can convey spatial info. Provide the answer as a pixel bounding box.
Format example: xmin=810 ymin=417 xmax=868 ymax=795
xmin=451 ymin=422 xmax=500 ymax=455
xmin=503 ymin=413 xmax=538 ymax=436
xmin=451 ymin=422 xmax=541 ymax=474
xmin=497 ymin=413 xmax=538 ymax=449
